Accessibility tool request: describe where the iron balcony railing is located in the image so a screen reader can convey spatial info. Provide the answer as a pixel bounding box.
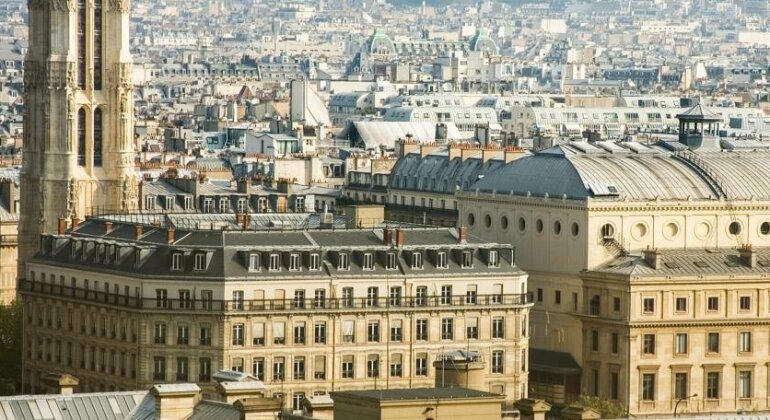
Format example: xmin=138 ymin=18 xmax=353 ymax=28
xmin=20 ymin=279 xmax=533 ymax=312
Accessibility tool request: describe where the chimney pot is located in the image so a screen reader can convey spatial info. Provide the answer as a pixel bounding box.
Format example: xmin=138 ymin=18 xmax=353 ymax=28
xmin=395 ymin=229 xmax=405 ymax=247
xmin=643 ymin=247 xmax=661 ymax=270
xmin=58 ymin=217 xmax=67 ymax=235
xmin=739 ymin=244 xmax=757 ymax=268
xmin=71 ymin=216 xmax=80 ymax=228
xmin=105 ymin=221 xmax=113 ymax=234
xmin=458 ymin=225 xmax=467 ymax=243
xmin=135 ymin=225 xmax=144 ymax=240
xmin=167 ymin=227 xmax=176 ymax=243
xmin=383 ymin=228 xmax=393 ymax=245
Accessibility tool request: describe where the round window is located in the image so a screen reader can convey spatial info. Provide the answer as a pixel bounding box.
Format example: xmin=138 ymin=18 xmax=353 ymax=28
xmin=663 ymin=222 xmax=679 ymax=239
xmin=536 ymin=219 xmax=544 ymax=233
xmin=484 ymin=214 xmax=492 ymax=228
xmin=554 ymin=221 xmax=562 ymax=235
xmin=729 ymin=221 xmax=742 ymax=235
xmin=695 ymin=222 xmax=711 ymax=240
xmin=501 ymin=216 xmax=509 ymax=230
xmin=467 ymin=213 xmax=475 ymax=227
xmin=600 ymin=223 xmax=615 ymax=239
xmin=632 ymin=223 xmax=647 ymax=240
xmin=761 ymin=222 xmax=770 ymax=236
xmin=571 ymin=222 xmax=580 ymax=237
xmin=518 ymin=217 xmax=526 ymax=232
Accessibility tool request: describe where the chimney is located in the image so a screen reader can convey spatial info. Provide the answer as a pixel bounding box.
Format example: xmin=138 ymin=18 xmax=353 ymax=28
xmin=458 ymin=225 xmax=467 ymax=244
xmin=58 ymin=217 xmax=67 ymax=235
xmin=504 ymin=146 xmax=526 ymax=163
xmin=642 ymin=247 xmax=661 ymax=270
xmin=420 ymin=142 xmax=440 ymax=157
xmin=739 ymin=244 xmax=757 ymax=268
xmin=395 ymin=229 xmax=405 ymax=247
xmin=167 ymin=227 xmax=176 ymax=243
xmin=397 ymin=137 xmax=420 ymax=158
xmin=105 ymin=221 xmax=113 ymax=235
xmin=461 ymin=145 xmax=481 ymax=161
xmin=435 ymin=123 xmax=448 ymax=142
xmin=135 ymin=225 xmax=144 ymax=240
xmin=71 ymin=216 xmax=80 ymax=229
xmin=448 ymin=142 xmax=462 ymax=160
xmin=242 ymin=214 xmax=251 ymax=230
xmin=42 ymin=373 xmax=79 ymax=395
xmin=481 ymin=145 xmax=502 ymax=163
xmin=383 ymin=227 xmax=392 ymax=245
xmin=151 ymin=384 xmax=202 ymax=420
xmin=217 ymin=381 xmax=267 ymax=404
xmin=234 ymin=397 xmax=283 ymax=420
xmin=237 ymin=178 xmax=249 ymax=194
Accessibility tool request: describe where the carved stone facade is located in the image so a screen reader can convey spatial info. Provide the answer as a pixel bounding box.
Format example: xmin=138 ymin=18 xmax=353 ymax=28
xmin=19 ymin=0 xmax=137 ymax=276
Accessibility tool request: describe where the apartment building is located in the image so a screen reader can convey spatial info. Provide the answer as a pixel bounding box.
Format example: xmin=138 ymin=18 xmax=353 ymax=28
xmin=20 ymin=217 xmax=532 ymax=410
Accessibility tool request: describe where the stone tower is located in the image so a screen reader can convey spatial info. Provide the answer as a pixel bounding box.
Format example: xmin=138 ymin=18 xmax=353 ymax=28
xmin=19 ymin=0 xmax=137 ymax=272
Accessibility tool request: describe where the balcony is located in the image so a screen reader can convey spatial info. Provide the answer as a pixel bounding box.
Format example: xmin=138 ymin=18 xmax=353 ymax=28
xmin=18 ymin=279 xmax=533 ymax=313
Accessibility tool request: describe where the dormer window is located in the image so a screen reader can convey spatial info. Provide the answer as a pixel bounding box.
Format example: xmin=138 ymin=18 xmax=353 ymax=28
xmin=363 ymin=253 xmax=374 ymax=270
xmin=289 ymin=254 xmax=301 ymax=271
xmin=309 ymin=254 xmax=320 ymax=270
xmin=488 ymin=250 xmax=499 ymax=267
xmin=144 ymin=195 xmax=156 ymax=210
xmin=237 ymin=198 xmax=247 ymax=213
xmin=461 ymin=251 xmax=473 ymax=268
xmin=171 ymin=253 xmax=183 ymax=271
xmin=194 ymin=253 xmax=206 ymax=271
xmin=165 ymin=196 xmax=174 ymax=209
xmin=248 ymin=254 xmax=260 ymax=271
xmin=203 ymin=198 xmax=214 ymax=213
xmin=412 ymin=252 xmax=423 ymax=269
xmin=437 ymin=251 xmax=448 ymax=269
xmin=218 ymin=198 xmax=229 ymax=213
xmin=386 ymin=253 xmax=397 ymax=270
xmin=338 ymin=253 xmax=350 ymax=270
xmin=269 ymin=253 xmax=281 ymax=271
xmin=184 ymin=196 xmax=193 ymax=210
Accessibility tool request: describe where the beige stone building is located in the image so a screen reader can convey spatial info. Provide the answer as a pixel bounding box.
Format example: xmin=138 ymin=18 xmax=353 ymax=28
xmin=20 ymin=217 xmax=532 ymax=411
xmin=19 ymin=0 xmax=138 ymax=274
xmin=451 ymin=108 xmax=770 ymax=416
xmin=0 ymin=172 xmax=19 ymax=305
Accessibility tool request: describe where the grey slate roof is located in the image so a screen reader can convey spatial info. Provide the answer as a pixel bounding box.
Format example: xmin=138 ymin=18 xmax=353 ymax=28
xmin=0 ymin=392 xmax=154 ymax=420
xmin=589 ymin=248 xmax=770 ymax=277
xmin=470 ymin=140 xmax=770 ymax=201
xmin=390 ymin=150 xmax=506 ymax=193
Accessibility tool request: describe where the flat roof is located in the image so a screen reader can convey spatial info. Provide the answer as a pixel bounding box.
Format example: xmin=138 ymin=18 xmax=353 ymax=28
xmin=330 ymin=387 xmax=503 ymax=402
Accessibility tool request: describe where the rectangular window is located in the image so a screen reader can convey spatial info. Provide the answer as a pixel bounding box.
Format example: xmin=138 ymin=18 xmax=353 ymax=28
xmin=176 ymin=357 xmax=188 ymax=381
xmin=367 ymin=355 xmax=379 ymax=378
xmin=232 ymin=324 xmax=244 ymax=346
xmin=154 ymin=323 xmax=166 ymax=344
xmin=153 ymin=357 xmax=166 ymax=381
xmin=415 ymin=353 xmax=428 ymax=376
xmin=440 ymin=285 xmax=452 ymax=305
xmin=416 ymin=319 xmax=428 ymax=341
xmin=739 ymin=331 xmax=752 ymax=352
xmin=309 ymin=254 xmax=320 ymax=270
xmin=643 ymin=298 xmax=655 ymax=314
xmin=466 ymin=318 xmax=478 ymax=339
xmin=293 ymin=357 xmax=305 ymax=380
xmin=706 ymin=371 xmax=720 ymax=399
xmin=675 ymin=297 xmax=687 ymax=312
xmin=675 ymin=372 xmax=688 ymax=400
xmin=273 ymin=322 xmax=285 ymax=345
xmin=252 ymin=323 xmax=264 ymax=346
xmin=613 ymin=297 xmax=621 ymax=312
xmin=293 ymin=290 xmax=305 ymax=309
xmin=492 ymin=317 xmax=505 ymax=339
xmin=338 ymin=253 xmax=349 ymax=270
xmin=441 ymin=318 xmax=453 ymax=340
xmin=314 ymin=322 xmax=326 ymax=344
xmin=252 ymin=358 xmax=264 ymax=381
xmin=273 ymin=357 xmax=284 ymax=381
xmin=363 ymin=253 xmax=374 ymax=270
xmin=341 ymin=287 xmax=354 ymax=308
xmin=591 ymin=330 xmax=599 ymax=351
xmin=738 ymin=371 xmax=752 ymax=398
xmin=171 ymin=254 xmax=182 ymax=270
xmin=707 ymin=296 xmax=719 ymax=311
xmin=642 ymin=334 xmax=655 ymax=355
xmin=314 ymin=355 xmax=326 ymax=379
xmin=199 ymin=324 xmax=211 ymax=346
xmin=199 ymin=358 xmax=211 ymax=381
xmin=314 ymin=289 xmax=326 ymax=308
xmin=342 ymin=320 xmax=355 ymax=343
xmin=466 ymin=285 xmax=477 ymax=304
xmin=289 ymin=254 xmax=301 ymax=271
xmin=390 ymin=319 xmax=403 ymax=342
xmin=201 ymin=290 xmax=213 ymax=310
xmin=415 ymin=286 xmax=428 ymax=306
xmin=177 ymin=325 xmax=189 ymax=345
xmin=366 ymin=287 xmax=378 ymax=307
xmin=488 ymin=250 xmax=499 ymax=267
xmin=611 ymin=332 xmax=619 ymax=354
xmin=707 ymin=332 xmax=720 ymax=353
xmin=492 ymin=350 xmax=504 ymax=374
xmin=461 ymin=251 xmax=473 ymax=268
xmin=555 ymin=290 xmax=561 ymax=305
xmin=293 ymin=322 xmax=306 ymax=345
xmin=389 ymin=287 xmax=401 ymax=306
xmin=437 ymin=251 xmax=448 ymax=268
xmin=194 ymin=254 xmax=206 ymax=271
xmin=389 ymin=354 xmax=403 ymax=377
xmin=537 ymin=288 xmax=543 ymax=302
xmin=611 ymin=371 xmax=619 ymax=400
xmin=412 ymin=252 xmax=423 ymax=269
xmin=342 ymin=356 xmax=354 ymax=379
xmin=642 ymin=373 xmax=655 ymax=401
xmin=156 ymin=289 xmax=168 ymax=308
xmin=367 ymin=321 xmax=380 ymax=342
xmin=269 ymin=254 xmax=281 ymax=271
xmin=179 ymin=290 xmax=192 ymax=309
xmin=386 ymin=253 xmax=397 ymax=270
xmin=232 ymin=290 xmax=244 ymax=310
xmin=675 ymin=333 xmax=688 ymax=354
xmin=740 ymin=296 xmax=751 ymax=311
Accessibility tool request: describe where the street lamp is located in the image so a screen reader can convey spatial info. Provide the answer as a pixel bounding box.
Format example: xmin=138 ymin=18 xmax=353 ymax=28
xmin=674 ymin=393 xmax=698 ymax=417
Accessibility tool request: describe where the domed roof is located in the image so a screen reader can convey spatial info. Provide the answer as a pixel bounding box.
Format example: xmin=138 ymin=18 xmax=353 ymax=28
xmin=367 ymin=29 xmax=396 ymax=56
xmin=469 ymin=29 xmax=498 ymax=53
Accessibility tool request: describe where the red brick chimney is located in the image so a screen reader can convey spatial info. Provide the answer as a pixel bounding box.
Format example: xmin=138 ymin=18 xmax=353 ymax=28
xmin=105 ymin=221 xmax=113 ymax=235
xmin=58 ymin=218 xmax=67 ymax=235
xmin=135 ymin=225 xmax=144 ymax=240
xmin=167 ymin=227 xmax=176 ymax=243
xmin=383 ymin=228 xmax=393 ymax=245
xmin=395 ymin=229 xmax=405 ymax=247
xmin=71 ymin=216 xmax=80 ymax=228
xmin=458 ymin=225 xmax=467 ymax=244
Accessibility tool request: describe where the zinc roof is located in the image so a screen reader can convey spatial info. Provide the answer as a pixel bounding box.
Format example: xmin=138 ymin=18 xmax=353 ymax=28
xmin=0 ymin=392 xmax=153 ymax=420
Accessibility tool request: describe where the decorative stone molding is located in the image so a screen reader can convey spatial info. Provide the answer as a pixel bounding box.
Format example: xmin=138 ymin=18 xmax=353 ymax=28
xmin=108 ymin=0 xmax=130 ymax=13
xmin=29 ymin=0 xmax=76 ymax=11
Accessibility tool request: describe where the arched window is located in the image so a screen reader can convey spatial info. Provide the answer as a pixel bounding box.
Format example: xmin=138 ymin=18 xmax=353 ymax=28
xmin=93 ymin=0 xmax=103 ymax=90
xmin=93 ymin=108 xmax=103 ymax=167
xmin=77 ymin=108 xmax=86 ymax=166
xmin=77 ymin=0 xmax=86 ymax=88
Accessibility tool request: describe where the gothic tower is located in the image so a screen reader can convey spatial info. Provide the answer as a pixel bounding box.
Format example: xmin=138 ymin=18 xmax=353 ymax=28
xmin=19 ymin=0 xmax=137 ymax=271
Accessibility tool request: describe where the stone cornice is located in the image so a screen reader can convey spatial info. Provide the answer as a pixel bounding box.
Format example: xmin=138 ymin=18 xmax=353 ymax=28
xmin=29 ymin=0 xmax=76 ymax=11
xmin=629 ymin=319 xmax=770 ymax=329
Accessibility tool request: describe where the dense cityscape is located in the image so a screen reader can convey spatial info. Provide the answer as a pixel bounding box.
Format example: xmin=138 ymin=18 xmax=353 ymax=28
xmin=2 ymin=0 xmax=770 ymax=419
